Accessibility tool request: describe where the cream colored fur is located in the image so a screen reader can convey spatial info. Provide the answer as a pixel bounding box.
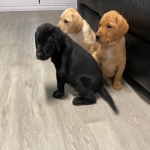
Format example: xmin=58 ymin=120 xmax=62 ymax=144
xmin=57 ymin=8 xmax=99 ymax=55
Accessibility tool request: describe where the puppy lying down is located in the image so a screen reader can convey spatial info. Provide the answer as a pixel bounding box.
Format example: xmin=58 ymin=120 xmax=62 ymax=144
xmin=35 ymin=23 xmax=118 ymax=113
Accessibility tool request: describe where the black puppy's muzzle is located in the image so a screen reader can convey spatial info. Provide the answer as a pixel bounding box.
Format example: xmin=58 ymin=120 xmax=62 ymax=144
xmin=36 ymin=51 xmax=49 ymax=61
xmin=36 ymin=51 xmax=44 ymax=59
xmin=36 ymin=50 xmax=51 ymax=61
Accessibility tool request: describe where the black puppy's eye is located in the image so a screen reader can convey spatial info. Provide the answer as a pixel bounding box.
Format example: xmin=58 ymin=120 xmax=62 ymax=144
xmin=64 ymin=20 xmax=68 ymax=23
xmin=107 ymin=24 xmax=112 ymax=29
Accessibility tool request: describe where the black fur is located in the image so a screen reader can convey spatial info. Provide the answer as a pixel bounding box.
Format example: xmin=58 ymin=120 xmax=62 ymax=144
xmin=35 ymin=23 xmax=118 ymax=113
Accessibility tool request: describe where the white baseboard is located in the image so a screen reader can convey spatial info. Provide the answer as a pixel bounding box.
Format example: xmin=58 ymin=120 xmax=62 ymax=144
xmin=0 ymin=3 xmax=77 ymax=12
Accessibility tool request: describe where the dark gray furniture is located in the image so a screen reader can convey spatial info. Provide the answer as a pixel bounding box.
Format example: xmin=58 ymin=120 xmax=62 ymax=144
xmin=77 ymin=0 xmax=150 ymax=97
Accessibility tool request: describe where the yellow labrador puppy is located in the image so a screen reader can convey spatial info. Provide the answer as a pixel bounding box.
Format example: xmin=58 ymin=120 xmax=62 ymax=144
xmin=92 ymin=10 xmax=129 ymax=90
xmin=57 ymin=8 xmax=99 ymax=55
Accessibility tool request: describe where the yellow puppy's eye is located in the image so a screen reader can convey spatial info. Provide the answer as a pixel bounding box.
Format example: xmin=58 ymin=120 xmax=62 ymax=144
xmin=64 ymin=20 xmax=68 ymax=23
xmin=99 ymin=24 xmax=101 ymax=27
xmin=107 ymin=24 xmax=112 ymax=28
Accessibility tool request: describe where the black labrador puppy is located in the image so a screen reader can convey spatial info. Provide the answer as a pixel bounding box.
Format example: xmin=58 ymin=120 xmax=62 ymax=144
xmin=35 ymin=23 xmax=118 ymax=113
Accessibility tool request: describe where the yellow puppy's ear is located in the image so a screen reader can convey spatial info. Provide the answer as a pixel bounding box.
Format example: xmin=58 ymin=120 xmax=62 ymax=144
xmin=71 ymin=12 xmax=83 ymax=34
xmin=115 ymin=15 xmax=129 ymax=40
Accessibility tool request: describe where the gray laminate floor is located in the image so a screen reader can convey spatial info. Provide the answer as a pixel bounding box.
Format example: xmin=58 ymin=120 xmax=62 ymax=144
xmin=0 ymin=11 xmax=150 ymax=150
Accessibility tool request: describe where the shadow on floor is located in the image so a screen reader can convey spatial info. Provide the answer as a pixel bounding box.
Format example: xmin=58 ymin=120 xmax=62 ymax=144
xmin=123 ymin=72 xmax=150 ymax=105
xmin=45 ymin=83 xmax=78 ymax=103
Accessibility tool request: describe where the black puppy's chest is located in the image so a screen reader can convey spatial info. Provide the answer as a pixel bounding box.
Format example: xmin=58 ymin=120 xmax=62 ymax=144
xmin=51 ymin=51 xmax=76 ymax=85
xmin=51 ymin=52 xmax=62 ymax=69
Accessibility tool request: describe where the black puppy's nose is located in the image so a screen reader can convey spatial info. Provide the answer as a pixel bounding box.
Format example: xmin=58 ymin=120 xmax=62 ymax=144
xmin=36 ymin=51 xmax=43 ymax=59
xmin=96 ymin=34 xmax=101 ymax=40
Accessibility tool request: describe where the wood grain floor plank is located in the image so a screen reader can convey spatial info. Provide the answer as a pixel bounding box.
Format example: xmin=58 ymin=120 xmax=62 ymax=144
xmin=0 ymin=11 xmax=150 ymax=150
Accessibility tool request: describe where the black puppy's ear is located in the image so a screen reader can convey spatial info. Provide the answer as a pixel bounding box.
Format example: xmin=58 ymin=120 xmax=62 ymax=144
xmin=35 ymin=27 xmax=39 ymax=48
xmin=51 ymin=27 xmax=65 ymax=52
xmin=35 ymin=31 xmax=37 ymax=46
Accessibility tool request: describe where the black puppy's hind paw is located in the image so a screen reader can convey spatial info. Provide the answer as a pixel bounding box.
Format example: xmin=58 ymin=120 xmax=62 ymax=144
xmin=73 ymin=97 xmax=96 ymax=106
xmin=52 ymin=90 xmax=64 ymax=99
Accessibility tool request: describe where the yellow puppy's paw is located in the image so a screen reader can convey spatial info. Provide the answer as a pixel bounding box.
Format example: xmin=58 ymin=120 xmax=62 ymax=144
xmin=104 ymin=77 xmax=111 ymax=86
xmin=113 ymin=82 xmax=122 ymax=91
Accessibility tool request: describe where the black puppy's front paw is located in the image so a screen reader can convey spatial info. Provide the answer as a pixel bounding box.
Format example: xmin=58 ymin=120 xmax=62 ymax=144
xmin=58 ymin=69 xmax=66 ymax=77
xmin=52 ymin=90 xmax=64 ymax=99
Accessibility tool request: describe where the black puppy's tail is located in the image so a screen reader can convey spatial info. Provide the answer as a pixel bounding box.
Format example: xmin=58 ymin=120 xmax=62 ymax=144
xmin=100 ymin=86 xmax=118 ymax=114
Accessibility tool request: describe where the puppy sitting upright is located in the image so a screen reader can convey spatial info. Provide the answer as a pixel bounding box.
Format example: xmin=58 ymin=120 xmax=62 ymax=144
xmin=35 ymin=23 xmax=118 ymax=113
xmin=57 ymin=8 xmax=99 ymax=55
xmin=92 ymin=10 xmax=129 ymax=90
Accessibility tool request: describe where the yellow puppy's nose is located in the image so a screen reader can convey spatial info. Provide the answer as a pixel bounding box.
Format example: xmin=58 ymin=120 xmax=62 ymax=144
xmin=96 ymin=34 xmax=101 ymax=40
